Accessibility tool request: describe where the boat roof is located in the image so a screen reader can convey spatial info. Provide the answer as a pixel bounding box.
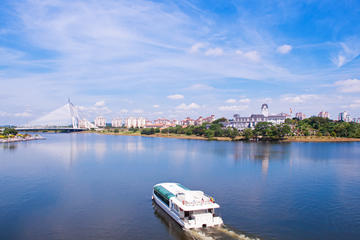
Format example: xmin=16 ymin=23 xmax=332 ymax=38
xmin=154 ymin=182 xmax=220 ymax=211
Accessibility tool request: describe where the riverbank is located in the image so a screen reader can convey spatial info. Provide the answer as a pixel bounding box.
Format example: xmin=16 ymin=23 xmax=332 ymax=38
xmin=83 ymin=130 xmax=234 ymax=141
xmin=0 ymin=135 xmax=45 ymax=143
xmin=83 ymin=130 xmax=360 ymax=142
xmin=281 ymin=136 xmax=360 ymax=142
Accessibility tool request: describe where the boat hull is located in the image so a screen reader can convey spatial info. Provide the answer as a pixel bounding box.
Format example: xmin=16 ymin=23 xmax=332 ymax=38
xmin=152 ymin=193 xmax=223 ymax=229
xmin=152 ymin=193 xmax=186 ymax=228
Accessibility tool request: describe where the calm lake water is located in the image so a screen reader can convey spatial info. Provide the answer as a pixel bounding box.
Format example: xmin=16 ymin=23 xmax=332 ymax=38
xmin=1 ymin=133 xmax=360 ymax=240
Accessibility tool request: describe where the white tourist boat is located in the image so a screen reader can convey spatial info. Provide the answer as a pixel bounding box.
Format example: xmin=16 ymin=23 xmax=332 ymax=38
xmin=152 ymin=183 xmax=223 ymax=229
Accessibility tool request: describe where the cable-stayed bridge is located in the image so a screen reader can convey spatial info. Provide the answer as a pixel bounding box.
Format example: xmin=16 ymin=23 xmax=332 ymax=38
xmin=16 ymin=99 xmax=97 ymax=131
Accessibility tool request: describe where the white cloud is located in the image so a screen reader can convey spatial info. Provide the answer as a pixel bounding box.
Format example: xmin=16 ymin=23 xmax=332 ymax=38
xmin=258 ymin=97 xmax=273 ymax=103
xmin=334 ymin=79 xmax=360 ymax=93
xmin=133 ymin=109 xmax=143 ymax=113
xmin=78 ymin=101 xmax=112 ymax=117
xmin=218 ymin=105 xmax=248 ymax=111
xmin=167 ymin=94 xmax=184 ymax=100
xmin=205 ymin=47 xmax=223 ymax=56
xmin=335 ymin=55 xmax=346 ymax=67
xmin=153 ymin=104 xmax=159 ymax=108
xmin=239 ymin=98 xmax=251 ymax=103
xmin=346 ymin=99 xmax=360 ymax=108
xmin=0 ymin=111 xmax=32 ymax=118
xmin=226 ymin=98 xmax=250 ymax=104
xmin=281 ymin=94 xmax=319 ymax=103
xmin=277 ymin=44 xmax=292 ymax=54
xmin=190 ymin=42 xmax=206 ymax=53
xmin=176 ymin=103 xmax=200 ymax=110
xmin=187 ymin=84 xmax=214 ymax=91
xmin=14 ymin=112 xmax=32 ymax=117
xmin=244 ymin=51 xmax=260 ymax=61
xmin=94 ymin=100 xmax=106 ymax=107
xmin=2 ymin=0 xmax=356 ymax=123
xmin=226 ymin=99 xmax=237 ymax=103
xmin=236 ymin=50 xmax=260 ymax=62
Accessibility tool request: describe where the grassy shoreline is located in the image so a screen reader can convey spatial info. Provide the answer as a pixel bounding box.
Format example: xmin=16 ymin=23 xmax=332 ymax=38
xmin=82 ymin=130 xmax=360 ymax=142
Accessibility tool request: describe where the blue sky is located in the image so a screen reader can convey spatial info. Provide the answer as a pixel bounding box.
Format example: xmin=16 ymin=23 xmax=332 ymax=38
xmin=1 ymin=0 xmax=360 ymax=124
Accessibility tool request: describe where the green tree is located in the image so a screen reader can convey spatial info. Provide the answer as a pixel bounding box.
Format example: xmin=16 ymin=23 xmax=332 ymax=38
xmin=3 ymin=127 xmax=18 ymax=136
xmin=212 ymin=117 xmax=227 ymax=124
xmin=254 ymin=122 xmax=272 ymax=138
xmin=242 ymin=128 xmax=254 ymax=140
xmin=204 ymin=129 xmax=215 ymax=139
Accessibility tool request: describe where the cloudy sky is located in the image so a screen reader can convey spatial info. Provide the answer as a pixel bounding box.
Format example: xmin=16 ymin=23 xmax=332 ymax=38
xmin=1 ymin=0 xmax=360 ymax=124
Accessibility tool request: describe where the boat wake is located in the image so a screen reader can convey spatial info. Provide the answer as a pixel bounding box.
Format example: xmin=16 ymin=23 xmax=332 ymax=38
xmin=152 ymin=200 xmax=260 ymax=240
xmin=185 ymin=226 xmax=261 ymax=240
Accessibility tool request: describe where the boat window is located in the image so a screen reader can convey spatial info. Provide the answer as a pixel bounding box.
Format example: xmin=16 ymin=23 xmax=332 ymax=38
xmin=154 ymin=186 xmax=175 ymax=207
xmin=184 ymin=211 xmax=189 ymax=217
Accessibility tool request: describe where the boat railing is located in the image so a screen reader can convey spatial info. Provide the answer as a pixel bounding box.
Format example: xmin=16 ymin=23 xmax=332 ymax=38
xmin=178 ymin=196 xmax=213 ymax=206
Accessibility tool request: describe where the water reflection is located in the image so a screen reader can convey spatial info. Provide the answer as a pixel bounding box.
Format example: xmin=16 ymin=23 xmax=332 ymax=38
xmin=1 ymin=134 xmax=360 ymax=240
xmin=2 ymin=143 xmax=18 ymax=151
xmin=233 ymin=142 xmax=291 ymax=175
xmin=152 ymin=201 xmax=260 ymax=240
xmin=152 ymin=201 xmax=190 ymax=240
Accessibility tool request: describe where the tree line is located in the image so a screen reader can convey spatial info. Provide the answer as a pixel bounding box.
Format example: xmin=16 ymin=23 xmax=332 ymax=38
xmin=243 ymin=117 xmax=360 ymax=140
xmin=139 ymin=116 xmax=360 ymax=141
xmin=141 ymin=118 xmax=239 ymax=140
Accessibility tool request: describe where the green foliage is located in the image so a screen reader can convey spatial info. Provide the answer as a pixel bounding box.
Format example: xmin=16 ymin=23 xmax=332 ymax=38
xmin=204 ymin=129 xmax=215 ymax=139
xmin=114 ymin=128 xmax=120 ymax=133
xmin=129 ymin=127 xmax=139 ymax=132
xmin=249 ymin=122 xmax=291 ymax=140
xmin=141 ymin=128 xmax=156 ymax=135
xmin=243 ymin=128 xmax=254 ymax=140
xmin=246 ymin=117 xmax=360 ymax=140
xmin=159 ymin=118 xmax=238 ymax=140
xmin=212 ymin=117 xmax=227 ymax=124
xmin=140 ymin=116 xmax=360 ymax=141
xmin=3 ymin=127 xmax=18 ymax=136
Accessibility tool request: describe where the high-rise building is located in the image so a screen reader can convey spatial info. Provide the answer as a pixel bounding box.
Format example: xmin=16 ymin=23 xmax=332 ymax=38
xmin=137 ymin=117 xmax=146 ymax=128
xmin=111 ymin=118 xmax=122 ymax=128
xmin=125 ymin=117 xmax=146 ymax=128
xmin=78 ymin=118 xmax=96 ymax=129
xmin=125 ymin=117 xmax=137 ymax=128
xmin=338 ymin=111 xmax=350 ymax=122
xmin=295 ymin=112 xmax=306 ymax=120
xmin=318 ymin=111 xmax=329 ymax=119
xmin=94 ymin=116 xmax=106 ymax=127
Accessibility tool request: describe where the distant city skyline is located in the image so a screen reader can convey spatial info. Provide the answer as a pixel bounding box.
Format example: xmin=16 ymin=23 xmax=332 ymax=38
xmin=1 ymin=0 xmax=360 ymax=125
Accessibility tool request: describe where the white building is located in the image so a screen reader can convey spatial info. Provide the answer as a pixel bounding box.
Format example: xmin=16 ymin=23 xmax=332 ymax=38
xmin=125 ymin=117 xmax=136 ymax=128
xmin=295 ymin=112 xmax=306 ymax=120
xmin=338 ymin=111 xmax=351 ymax=122
xmin=318 ymin=111 xmax=330 ymax=119
xmin=137 ymin=117 xmax=146 ymax=128
xmin=94 ymin=116 xmax=106 ymax=127
xmin=125 ymin=117 xmax=146 ymax=128
xmin=227 ymin=104 xmax=287 ymax=130
xmin=111 ymin=118 xmax=123 ymax=128
xmin=180 ymin=117 xmax=195 ymax=126
xmin=78 ymin=119 xmax=96 ymax=129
